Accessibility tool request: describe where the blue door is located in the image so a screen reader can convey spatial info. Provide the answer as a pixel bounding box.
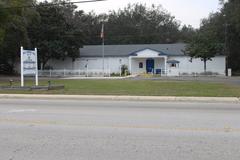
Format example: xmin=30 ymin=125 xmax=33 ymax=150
xmin=146 ymin=59 xmax=154 ymax=73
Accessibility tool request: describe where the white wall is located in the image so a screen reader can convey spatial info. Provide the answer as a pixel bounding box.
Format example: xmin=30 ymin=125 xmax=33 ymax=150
xmin=131 ymin=58 xmax=166 ymax=74
xmin=155 ymin=58 xmax=166 ymax=71
xmin=131 ymin=58 xmax=146 ymax=74
xmin=168 ymin=56 xmax=226 ymax=75
xmin=75 ymin=57 xmax=129 ymax=73
xmin=46 ymin=57 xmax=129 ymax=73
xmin=15 ymin=58 xmax=77 ymax=72
xmin=31 ymin=55 xmax=226 ymax=76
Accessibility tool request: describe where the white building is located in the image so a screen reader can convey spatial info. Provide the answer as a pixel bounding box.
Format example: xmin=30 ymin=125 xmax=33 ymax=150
xmin=48 ymin=43 xmax=226 ymax=76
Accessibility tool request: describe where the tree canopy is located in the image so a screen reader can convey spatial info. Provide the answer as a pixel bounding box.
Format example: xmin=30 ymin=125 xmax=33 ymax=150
xmin=4 ymin=0 xmax=240 ymax=73
xmin=105 ymin=4 xmax=181 ymax=44
xmin=0 ymin=1 xmax=196 ymax=73
xmin=222 ymin=0 xmax=240 ymax=72
xmin=0 ymin=0 xmax=38 ymax=73
xmin=185 ymin=12 xmax=224 ymax=72
xmin=186 ymin=0 xmax=240 ymax=73
xmin=79 ymin=4 xmax=194 ymax=45
xmin=28 ymin=1 xmax=83 ymax=69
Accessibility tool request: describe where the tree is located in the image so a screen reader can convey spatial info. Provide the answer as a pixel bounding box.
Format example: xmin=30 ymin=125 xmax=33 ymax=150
xmin=185 ymin=13 xmax=224 ymax=72
xmin=186 ymin=32 xmax=223 ymax=72
xmin=186 ymin=0 xmax=240 ymax=73
xmin=104 ymin=4 xmax=181 ymax=44
xmin=0 ymin=1 xmax=9 ymax=45
xmin=179 ymin=25 xmax=196 ymax=43
xmin=28 ymin=0 xmax=83 ymax=69
xmin=72 ymin=11 xmax=107 ymax=45
xmin=0 ymin=0 xmax=38 ymax=73
xmin=221 ymin=0 xmax=240 ymax=72
xmin=79 ymin=3 xmax=184 ymax=45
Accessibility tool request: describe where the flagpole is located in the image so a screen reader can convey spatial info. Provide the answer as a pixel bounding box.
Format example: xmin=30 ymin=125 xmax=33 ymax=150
xmin=102 ymin=22 xmax=105 ymax=76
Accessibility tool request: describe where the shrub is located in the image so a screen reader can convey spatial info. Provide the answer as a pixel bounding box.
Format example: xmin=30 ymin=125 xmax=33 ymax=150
xmin=121 ymin=65 xmax=129 ymax=76
xmin=111 ymin=73 xmax=120 ymax=77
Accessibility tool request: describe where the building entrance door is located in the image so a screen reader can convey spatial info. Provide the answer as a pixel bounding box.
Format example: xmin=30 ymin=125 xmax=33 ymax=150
xmin=146 ymin=59 xmax=154 ymax=73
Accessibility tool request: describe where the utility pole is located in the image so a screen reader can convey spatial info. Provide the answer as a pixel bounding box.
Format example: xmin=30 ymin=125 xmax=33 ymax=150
xmin=101 ymin=22 xmax=105 ymax=76
xmin=224 ymin=14 xmax=229 ymax=76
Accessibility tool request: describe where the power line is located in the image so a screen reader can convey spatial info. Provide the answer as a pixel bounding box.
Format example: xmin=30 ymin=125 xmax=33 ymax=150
xmin=0 ymin=0 xmax=107 ymax=10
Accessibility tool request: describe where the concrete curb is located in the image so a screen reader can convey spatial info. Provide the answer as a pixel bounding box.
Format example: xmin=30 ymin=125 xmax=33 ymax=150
xmin=0 ymin=94 xmax=239 ymax=103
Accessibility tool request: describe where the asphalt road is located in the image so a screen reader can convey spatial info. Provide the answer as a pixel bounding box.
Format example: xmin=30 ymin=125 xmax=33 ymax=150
xmin=0 ymin=99 xmax=240 ymax=160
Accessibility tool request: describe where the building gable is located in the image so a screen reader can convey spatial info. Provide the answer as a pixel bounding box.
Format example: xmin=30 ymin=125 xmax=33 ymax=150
xmin=129 ymin=48 xmax=167 ymax=58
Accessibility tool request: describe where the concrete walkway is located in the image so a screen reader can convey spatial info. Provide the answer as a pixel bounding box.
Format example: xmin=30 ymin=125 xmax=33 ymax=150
xmin=0 ymin=94 xmax=239 ymax=103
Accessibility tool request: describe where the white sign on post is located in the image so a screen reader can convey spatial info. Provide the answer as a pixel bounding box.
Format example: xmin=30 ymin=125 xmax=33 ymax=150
xmin=21 ymin=47 xmax=38 ymax=87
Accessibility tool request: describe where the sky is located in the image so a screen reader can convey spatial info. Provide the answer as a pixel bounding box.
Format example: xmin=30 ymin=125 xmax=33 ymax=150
xmin=38 ymin=0 xmax=221 ymax=28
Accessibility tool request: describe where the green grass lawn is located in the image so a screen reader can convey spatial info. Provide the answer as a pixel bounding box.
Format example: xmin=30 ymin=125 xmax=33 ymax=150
xmin=0 ymin=79 xmax=240 ymax=97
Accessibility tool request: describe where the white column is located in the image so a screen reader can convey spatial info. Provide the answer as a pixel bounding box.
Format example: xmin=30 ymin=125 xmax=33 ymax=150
xmin=164 ymin=56 xmax=167 ymax=76
xmin=119 ymin=59 xmax=122 ymax=76
xmin=86 ymin=65 xmax=88 ymax=77
xmin=129 ymin=57 xmax=132 ymax=74
xmin=102 ymin=23 xmax=105 ymax=75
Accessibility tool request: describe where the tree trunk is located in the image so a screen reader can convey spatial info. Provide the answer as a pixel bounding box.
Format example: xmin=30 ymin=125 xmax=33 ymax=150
xmin=41 ymin=60 xmax=48 ymax=70
xmin=41 ymin=57 xmax=49 ymax=70
xmin=204 ymin=58 xmax=207 ymax=73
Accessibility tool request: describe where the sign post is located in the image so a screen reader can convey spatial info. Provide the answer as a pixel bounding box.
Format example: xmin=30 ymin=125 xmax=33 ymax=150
xmin=20 ymin=47 xmax=24 ymax=87
xmin=35 ymin=48 xmax=38 ymax=86
xmin=20 ymin=47 xmax=38 ymax=87
xmin=228 ymin=68 xmax=232 ymax=77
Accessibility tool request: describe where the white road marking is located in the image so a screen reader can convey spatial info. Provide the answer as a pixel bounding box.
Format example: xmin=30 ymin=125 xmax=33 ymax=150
xmin=7 ymin=109 xmax=37 ymax=113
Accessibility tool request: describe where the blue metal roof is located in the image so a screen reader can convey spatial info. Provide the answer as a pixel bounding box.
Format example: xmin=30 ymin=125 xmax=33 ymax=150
xmin=80 ymin=43 xmax=186 ymax=57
